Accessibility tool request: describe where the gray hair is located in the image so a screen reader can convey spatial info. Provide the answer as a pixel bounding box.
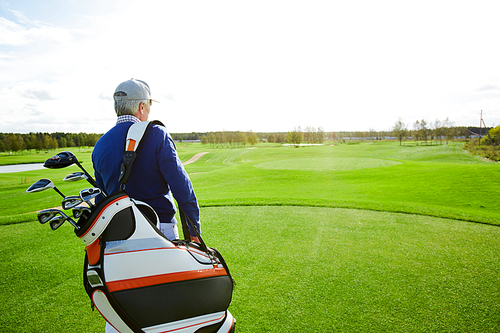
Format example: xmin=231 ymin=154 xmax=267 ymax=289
xmin=114 ymin=92 xmax=148 ymax=116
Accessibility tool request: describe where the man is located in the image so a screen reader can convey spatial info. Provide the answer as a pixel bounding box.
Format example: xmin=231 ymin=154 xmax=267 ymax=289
xmin=92 ymin=79 xmax=200 ymax=242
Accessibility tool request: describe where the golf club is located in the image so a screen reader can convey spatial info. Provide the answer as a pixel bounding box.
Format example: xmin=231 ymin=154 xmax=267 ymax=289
xmin=38 ymin=209 xmax=79 ymax=230
xmin=49 ymin=215 xmax=66 ymax=230
xmin=44 ymin=151 xmax=106 ymax=196
xmin=80 ymin=188 xmax=102 ymax=207
xmin=62 ymin=195 xmax=84 ymax=210
xmin=72 ymin=206 xmax=92 ymax=219
xmin=38 ymin=208 xmax=63 ymax=224
xmin=26 ymin=179 xmax=65 ymax=198
xmin=59 ymin=210 xmax=80 ymax=229
xmin=63 ymin=172 xmax=88 ymax=182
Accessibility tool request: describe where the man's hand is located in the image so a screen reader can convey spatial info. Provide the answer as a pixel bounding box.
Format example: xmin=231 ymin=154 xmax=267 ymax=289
xmin=190 ymin=236 xmax=200 ymax=243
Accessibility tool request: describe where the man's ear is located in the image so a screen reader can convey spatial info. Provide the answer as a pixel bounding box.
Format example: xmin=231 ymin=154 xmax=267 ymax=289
xmin=136 ymin=102 xmax=144 ymax=116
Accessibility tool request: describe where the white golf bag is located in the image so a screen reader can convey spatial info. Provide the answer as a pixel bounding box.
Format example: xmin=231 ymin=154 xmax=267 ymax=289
xmin=76 ymin=192 xmax=235 ymax=333
xmin=76 ymin=120 xmax=235 ymax=332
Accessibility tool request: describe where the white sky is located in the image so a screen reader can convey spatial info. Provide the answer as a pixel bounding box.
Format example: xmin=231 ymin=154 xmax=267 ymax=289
xmin=1 ymin=0 xmax=499 ymax=134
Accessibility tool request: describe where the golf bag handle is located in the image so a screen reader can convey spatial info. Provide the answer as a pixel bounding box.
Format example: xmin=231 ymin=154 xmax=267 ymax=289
xmin=180 ymin=209 xmax=208 ymax=252
xmin=180 ymin=209 xmax=235 ymax=285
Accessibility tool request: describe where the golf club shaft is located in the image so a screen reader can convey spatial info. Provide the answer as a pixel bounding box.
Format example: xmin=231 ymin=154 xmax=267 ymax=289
xmin=67 ymin=217 xmax=80 ymax=230
xmin=75 ymin=161 xmax=107 ymax=197
xmin=53 ymin=187 xmax=65 ymax=198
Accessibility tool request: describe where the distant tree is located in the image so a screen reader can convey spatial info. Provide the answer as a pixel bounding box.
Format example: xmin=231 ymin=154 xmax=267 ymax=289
xmin=443 ymin=117 xmax=454 ymax=144
xmin=392 ymin=118 xmax=407 ymax=146
xmin=246 ymin=132 xmax=259 ymax=146
xmin=58 ymin=137 xmax=67 ymax=148
xmin=2 ymin=134 xmax=13 ymax=151
xmin=303 ymin=126 xmax=315 ymax=143
xmin=420 ymin=119 xmax=428 ymax=145
xmin=315 ymin=127 xmax=325 ymax=143
xmin=287 ymin=127 xmax=303 ymax=147
xmin=433 ymin=119 xmax=443 ymax=144
xmin=274 ymin=133 xmax=287 ymax=144
xmin=267 ymin=133 xmax=276 ymax=143
xmin=11 ymin=134 xmax=25 ymax=153
xmin=481 ymin=125 xmax=500 ymax=146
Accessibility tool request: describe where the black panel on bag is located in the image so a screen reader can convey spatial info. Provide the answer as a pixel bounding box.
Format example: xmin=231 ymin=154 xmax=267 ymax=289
xmin=106 ymin=207 xmax=135 ymax=241
xmin=111 ymin=276 xmax=233 ymax=328
xmin=75 ymin=191 xmax=129 ymax=237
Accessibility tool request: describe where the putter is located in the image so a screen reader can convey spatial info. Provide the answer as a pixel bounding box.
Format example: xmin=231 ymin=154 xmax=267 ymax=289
xmin=62 ymin=195 xmax=84 ymax=210
xmin=27 ymin=179 xmax=65 ymax=198
xmin=44 ymin=151 xmax=106 ymax=196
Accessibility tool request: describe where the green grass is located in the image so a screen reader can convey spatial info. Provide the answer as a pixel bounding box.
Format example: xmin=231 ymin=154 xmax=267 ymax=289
xmin=204 ymin=206 xmax=500 ymax=332
xmin=0 ymin=141 xmax=499 ymax=332
xmin=183 ymin=141 xmax=499 ymax=225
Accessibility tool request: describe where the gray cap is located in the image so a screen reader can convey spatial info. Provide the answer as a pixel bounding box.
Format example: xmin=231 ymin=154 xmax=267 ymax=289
xmin=114 ymin=79 xmax=159 ymax=103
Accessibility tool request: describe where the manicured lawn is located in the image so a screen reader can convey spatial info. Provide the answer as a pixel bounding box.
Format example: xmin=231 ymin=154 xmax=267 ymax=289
xmin=1 ymin=207 xmax=498 ymax=332
xmin=0 ymin=141 xmax=498 ymax=332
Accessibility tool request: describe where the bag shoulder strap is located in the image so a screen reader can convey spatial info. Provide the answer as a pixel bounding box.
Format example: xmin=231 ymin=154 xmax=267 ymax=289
xmin=118 ymin=120 xmax=164 ymax=187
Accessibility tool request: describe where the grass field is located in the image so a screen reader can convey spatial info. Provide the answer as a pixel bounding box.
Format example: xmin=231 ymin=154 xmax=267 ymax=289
xmin=0 ymin=141 xmax=499 ymax=332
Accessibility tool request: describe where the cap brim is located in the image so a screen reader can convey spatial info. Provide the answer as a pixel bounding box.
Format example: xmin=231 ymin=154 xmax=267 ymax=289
xmin=113 ymin=97 xmax=160 ymax=103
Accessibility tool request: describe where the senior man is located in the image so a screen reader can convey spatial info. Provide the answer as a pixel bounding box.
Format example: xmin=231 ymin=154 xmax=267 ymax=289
xmin=92 ymin=79 xmax=200 ymax=242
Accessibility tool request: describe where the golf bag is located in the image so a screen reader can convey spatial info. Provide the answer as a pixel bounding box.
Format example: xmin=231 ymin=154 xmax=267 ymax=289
xmin=75 ymin=121 xmax=235 ymax=332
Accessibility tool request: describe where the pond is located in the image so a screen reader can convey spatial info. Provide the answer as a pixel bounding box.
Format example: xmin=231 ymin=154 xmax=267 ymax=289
xmin=0 ymin=163 xmax=45 ymax=173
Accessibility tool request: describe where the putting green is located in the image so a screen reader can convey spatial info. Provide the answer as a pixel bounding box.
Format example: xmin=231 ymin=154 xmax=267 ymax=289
xmin=255 ymin=157 xmax=401 ymax=171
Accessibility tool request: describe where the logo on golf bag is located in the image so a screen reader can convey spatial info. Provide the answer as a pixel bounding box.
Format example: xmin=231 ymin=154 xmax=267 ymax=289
xmin=76 ymin=192 xmax=235 ymax=333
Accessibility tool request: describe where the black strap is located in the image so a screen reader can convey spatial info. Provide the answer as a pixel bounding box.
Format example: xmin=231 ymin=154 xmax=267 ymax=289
xmin=180 ymin=209 xmax=208 ymax=252
xmin=179 ymin=209 xmax=191 ymax=242
xmin=118 ymin=151 xmax=137 ymax=187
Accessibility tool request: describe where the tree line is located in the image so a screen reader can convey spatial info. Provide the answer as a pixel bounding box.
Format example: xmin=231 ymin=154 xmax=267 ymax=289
xmin=200 ymin=131 xmax=260 ymax=147
xmin=392 ymin=117 xmax=484 ymax=146
xmin=0 ymin=132 xmax=102 ymax=154
xmin=1 ymin=119 xmax=492 ymax=154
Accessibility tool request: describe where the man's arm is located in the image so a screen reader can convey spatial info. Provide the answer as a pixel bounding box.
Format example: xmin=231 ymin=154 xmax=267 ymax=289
xmin=156 ymin=128 xmax=201 ymax=237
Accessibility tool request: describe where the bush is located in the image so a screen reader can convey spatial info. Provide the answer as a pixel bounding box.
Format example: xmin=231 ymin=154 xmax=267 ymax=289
xmin=463 ymin=139 xmax=500 ymax=161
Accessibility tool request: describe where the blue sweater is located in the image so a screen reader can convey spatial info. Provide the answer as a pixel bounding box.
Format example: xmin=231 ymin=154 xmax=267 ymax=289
xmin=92 ymin=121 xmax=200 ymax=236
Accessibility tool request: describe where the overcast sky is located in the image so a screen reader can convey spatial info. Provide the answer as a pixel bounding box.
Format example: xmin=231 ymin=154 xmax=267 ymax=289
xmin=1 ymin=0 xmax=499 ymax=134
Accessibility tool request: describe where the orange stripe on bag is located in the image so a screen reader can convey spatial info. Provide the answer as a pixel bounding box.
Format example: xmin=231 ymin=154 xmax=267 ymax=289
xmin=126 ymin=139 xmax=136 ymax=151
xmin=107 ymin=268 xmax=227 ymax=292
xmin=87 ymin=240 xmax=101 ymax=266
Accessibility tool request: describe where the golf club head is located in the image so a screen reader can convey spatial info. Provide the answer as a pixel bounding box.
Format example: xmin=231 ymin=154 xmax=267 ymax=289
xmin=63 ymin=172 xmax=88 ymax=182
xmin=44 ymin=151 xmax=77 ymax=169
xmin=49 ymin=216 xmax=66 ymax=230
xmin=26 ymin=179 xmax=55 ymax=193
xmin=80 ymin=188 xmax=101 ymax=204
xmin=38 ymin=209 xmax=63 ymax=224
xmin=72 ymin=206 xmax=92 ymax=219
xmin=62 ymin=196 xmax=84 ymax=210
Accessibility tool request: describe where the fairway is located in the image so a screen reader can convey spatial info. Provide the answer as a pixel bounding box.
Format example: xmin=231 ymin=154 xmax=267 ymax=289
xmin=0 ymin=141 xmax=499 ymax=332
xmin=1 ymin=206 xmax=498 ymax=332
xmin=255 ymin=157 xmax=401 ymax=171
xmin=202 ymin=206 xmax=500 ymax=332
